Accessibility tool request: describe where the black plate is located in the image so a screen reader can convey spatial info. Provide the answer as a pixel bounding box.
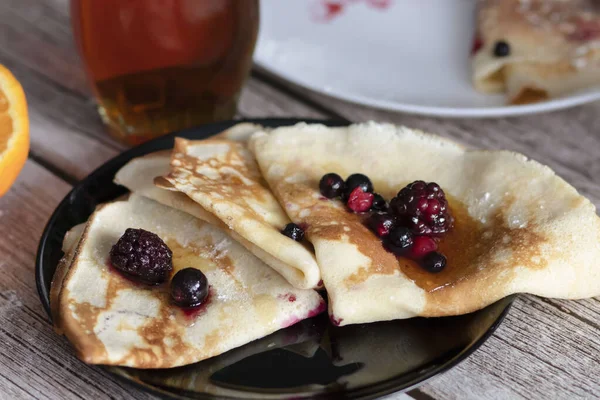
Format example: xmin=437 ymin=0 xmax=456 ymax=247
xmin=36 ymin=118 xmax=514 ymax=400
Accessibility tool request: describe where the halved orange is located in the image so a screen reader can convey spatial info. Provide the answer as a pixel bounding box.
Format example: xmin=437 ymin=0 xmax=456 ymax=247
xmin=0 ymin=64 xmax=29 ymax=197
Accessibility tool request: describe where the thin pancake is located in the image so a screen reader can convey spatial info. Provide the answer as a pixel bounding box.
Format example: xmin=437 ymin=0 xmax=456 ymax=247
xmin=250 ymin=122 xmax=600 ymax=325
xmin=129 ymin=320 xmax=323 ymax=398
xmin=54 ymin=194 xmax=325 ymax=368
xmin=115 ymin=151 xmax=321 ymax=290
xmin=50 ymin=223 xmax=85 ymax=332
xmin=161 ymin=138 xmax=321 ymax=289
xmin=472 ymin=0 xmax=600 ymax=104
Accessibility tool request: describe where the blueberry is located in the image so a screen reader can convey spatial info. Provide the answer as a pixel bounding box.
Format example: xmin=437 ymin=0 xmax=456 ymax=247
xmin=366 ymin=212 xmax=396 ymax=237
xmin=370 ymin=193 xmax=387 ymax=211
xmin=493 ymin=41 xmax=510 ymax=57
xmin=109 ymin=228 xmax=172 ymax=285
xmin=319 ymin=173 xmax=345 ymax=198
xmin=170 ymin=268 xmax=209 ymax=308
xmin=385 ymin=226 xmax=413 ymax=254
xmin=421 ymin=251 xmax=447 ymax=273
xmin=344 ymin=173 xmax=374 ymax=198
xmin=281 ymin=223 xmax=305 ymax=241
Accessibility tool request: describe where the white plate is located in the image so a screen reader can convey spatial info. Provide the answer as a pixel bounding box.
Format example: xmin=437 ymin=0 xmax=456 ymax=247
xmin=255 ymin=0 xmax=600 ymax=118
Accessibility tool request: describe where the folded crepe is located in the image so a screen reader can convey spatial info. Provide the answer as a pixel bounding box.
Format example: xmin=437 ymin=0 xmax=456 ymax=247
xmin=472 ymin=0 xmax=600 ymax=104
xmin=51 ymin=194 xmax=325 ymax=368
xmin=158 ymin=137 xmax=321 ymax=290
xmin=127 ymin=320 xmax=323 ymax=397
xmin=250 ymin=122 xmax=600 ymax=325
xmin=113 ymin=122 xmax=263 ymax=227
xmin=50 ymin=223 xmax=85 ymax=327
xmin=115 ymin=150 xmax=321 ymax=291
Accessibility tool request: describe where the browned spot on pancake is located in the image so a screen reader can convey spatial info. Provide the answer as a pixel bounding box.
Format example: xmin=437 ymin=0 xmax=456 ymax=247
xmin=168 ymin=139 xmax=274 ymax=219
xmin=67 ymin=300 xmax=108 ymax=361
xmin=511 ymin=87 xmax=548 ymax=105
xmin=132 ymin=290 xmax=193 ymax=368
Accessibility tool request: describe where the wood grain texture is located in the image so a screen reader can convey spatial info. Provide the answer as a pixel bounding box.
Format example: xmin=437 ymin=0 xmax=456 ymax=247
xmin=0 ymin=161 xmax=158 ymax=400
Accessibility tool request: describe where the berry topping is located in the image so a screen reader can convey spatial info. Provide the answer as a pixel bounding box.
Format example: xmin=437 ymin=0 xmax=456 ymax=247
xmin=385 ymin=226 xmax=413 ymax=254
xmin=471 ymin=35 xmax=483 ymax=55
xmin=409 ymin=235 xmax=438 ymax=259
xmin=344 ymin=173 xmax=374 ymax=198
xmin=109 ymin=228 xmax=173 ymax=285
xmin=281 ymin=223 xmax=305 ymax=241
xmin=370 ymin=193 xmax=388 ymax=211
xmin=170 ymin=268 xmax=209 ymax=308
xmin=421 ymin=252 xmax=447 ymax=273
xmin=493 ymin=40 xmax=510 ymax=57
xmin=319 ymin=173 xmax=345 ymax=198
xmin=390 ymin=181 xmax=453 ymax=236
xmin=347 ymin=186 xmax=374 ymax=213
xmin=366 ymin=212 xmax=396 ymax=237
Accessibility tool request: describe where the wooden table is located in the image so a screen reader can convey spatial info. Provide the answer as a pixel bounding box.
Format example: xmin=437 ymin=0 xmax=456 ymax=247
xmin=1 ymin=1 xmax=599 ymax=399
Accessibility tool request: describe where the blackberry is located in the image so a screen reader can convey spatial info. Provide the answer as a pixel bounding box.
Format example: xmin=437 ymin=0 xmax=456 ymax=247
xmin=170 ymin=268 xmax=209 ymax=308
xmin=319 ymin=173 xmax=345 ymax=198
xmin=281 ymin=223 xmax=305 ymax=241
xmin=110 ymin=228 xmax=173 ymax=285
xmin=390 ymin=181 xmax=453 ymax=236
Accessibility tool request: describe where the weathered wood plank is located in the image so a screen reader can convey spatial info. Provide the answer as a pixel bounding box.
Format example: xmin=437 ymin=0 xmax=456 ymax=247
xmin=238 ymin=78 xmax=327 ymax=119
xmin=421 ymin=295 xmax=600 ymax=399
xmin=0 ymin=161 xmax=157 ymax=400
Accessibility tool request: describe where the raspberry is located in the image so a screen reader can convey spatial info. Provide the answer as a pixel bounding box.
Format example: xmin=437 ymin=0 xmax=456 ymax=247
xmin=110 ymin=228 xmax=173 ymax=285
xmin=409 ymin=235 xmax=438 ymax=259
xmin=390 ymin=181 xmax=453 ymax=236
xmin=347 ymin=186 xmax=374 ymax=213
xmin=344 ymin=173 xmax=373 ymax=199
xmin=471 ymin=35 xmax=484 ymax=55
